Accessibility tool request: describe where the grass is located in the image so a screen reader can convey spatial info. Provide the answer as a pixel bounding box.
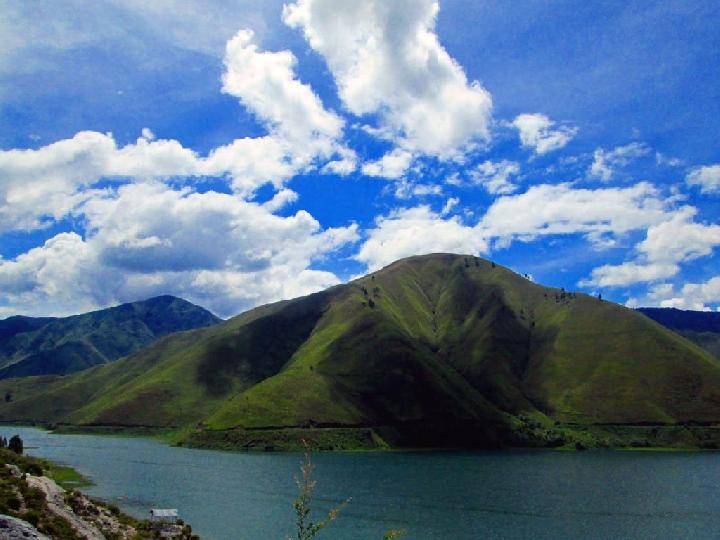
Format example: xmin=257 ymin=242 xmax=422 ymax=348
xmin=45 ymin=463 xmax=92 ymax=490
xmin=1 ymin=253 xmax=720 ymax=451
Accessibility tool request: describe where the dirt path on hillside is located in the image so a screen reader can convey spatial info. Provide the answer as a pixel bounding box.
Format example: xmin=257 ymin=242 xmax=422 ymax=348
xmin=26 ymin=475 xmax=105 ymax=540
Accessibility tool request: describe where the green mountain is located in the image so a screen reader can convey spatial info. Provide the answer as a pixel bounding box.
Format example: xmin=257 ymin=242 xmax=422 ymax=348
xmin=0 ymin=296 xmax=221 ymax=379
xmin=638 ymin=307 xmax=720 ymax=359
xmin=1 ymin=254 xmax=720 ymax=450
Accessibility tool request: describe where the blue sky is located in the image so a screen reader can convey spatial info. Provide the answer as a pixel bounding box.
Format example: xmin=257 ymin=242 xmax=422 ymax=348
xmin=0 ymin=0 xmax=719 ymax=318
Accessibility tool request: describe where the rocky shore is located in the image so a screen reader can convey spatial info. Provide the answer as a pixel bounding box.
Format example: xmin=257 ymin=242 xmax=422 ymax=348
xmin=0 ymin=514 xmax=50 ymax=539
xmin=0 ymin=448 xmax=198 ymax=539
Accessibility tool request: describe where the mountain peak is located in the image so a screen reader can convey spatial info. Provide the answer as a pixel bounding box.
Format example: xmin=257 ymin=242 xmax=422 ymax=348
xmin=0 ymin=295 xmax=221 ymax=380
xmin=1 ymin=254 xmax=718 ymax=450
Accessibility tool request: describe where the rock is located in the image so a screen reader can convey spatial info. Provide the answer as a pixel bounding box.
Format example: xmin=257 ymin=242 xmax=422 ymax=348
xmin=0 ymin=514 xmax=50 ymax=539
xmin=5 ymin=464 xmax=21 ymax=478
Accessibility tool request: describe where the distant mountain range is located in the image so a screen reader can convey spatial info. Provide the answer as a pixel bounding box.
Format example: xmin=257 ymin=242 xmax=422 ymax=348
xmin=0 ymin=296 xmax=221 ymax=379
xmin=1 ymin=254 xmax=719 ymax=451
xmin=637 ymin=308 xmax=720 ymax=359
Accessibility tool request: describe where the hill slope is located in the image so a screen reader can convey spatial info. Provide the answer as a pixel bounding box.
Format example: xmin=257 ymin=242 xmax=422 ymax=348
xmin=0 ymin=296 xmax=221 ymax=379
xmin=1 ymin=254 xmax=720 ymax=450
xmin=638 ymin=307 xmax=720 ymax=359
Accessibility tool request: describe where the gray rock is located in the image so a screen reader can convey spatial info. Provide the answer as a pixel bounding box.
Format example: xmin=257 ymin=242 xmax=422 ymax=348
xmin=4 ymin=464 xmax=21 ymax=478
xmin=0 ymin=514 xmax=50 ymax=539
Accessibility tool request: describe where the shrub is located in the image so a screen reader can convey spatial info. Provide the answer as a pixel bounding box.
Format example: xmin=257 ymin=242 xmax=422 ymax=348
xmin=26 ymin=463 xmax=43 ymax=476
xmin=8 ymin=435 xmax=23 ymax=455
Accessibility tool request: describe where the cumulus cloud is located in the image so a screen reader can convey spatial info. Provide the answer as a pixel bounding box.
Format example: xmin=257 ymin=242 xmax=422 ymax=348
xmin=581 ymin=209 xmax=720 ymax=287
xmin=356 ymin=182 xmax=690 ymax=275
xmin=362 ymin=148 xmax=414 ymax=179
xmin=0 ymin=29 xmax=354 ymax=233
xmin=469 ymin=160 xmax=520 ymax=194
xmin=479 ymin=182 xmax=674 ymax=244
xmin=283 ymin=0 xmax=492 ymax=158
xmin=661 ymin=277 xmax=720 ymax=310
xmin=581 ymin=262 xmax=679 ymax=288
xmin=0 ymin=130 xmax=200 ymax=232
xmin=0 ymin=182 xmax=358 ymax=317
xmin=356 ymin=206 xmax=488 ymax=271
xmin=686 ymin=164 xmax=720 ymax=194
xmin=636 ymin=276 xmax=720 ymax=311
xmin=589 ymin=142 xmax=650 ymax=181
xmin=637 ymin=209 xmax=720 ymax=264
xmin=221 ymin=29 xmax=342 ymax=145
xmin=321 ymin=147 xmax=357 ymax=176
xmin=512 ymin=113 xmax=577 ymax=155
xmin=209 ymin=28 xmax=350 ymax=194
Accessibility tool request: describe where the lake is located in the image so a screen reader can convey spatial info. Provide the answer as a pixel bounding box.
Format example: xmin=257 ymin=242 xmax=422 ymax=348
xmin=9 ymin=427 xmax=720 ymax=539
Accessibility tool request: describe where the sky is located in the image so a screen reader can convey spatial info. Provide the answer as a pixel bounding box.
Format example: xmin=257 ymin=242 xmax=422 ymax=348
xmin=0 ymin=0 xmax=719 ymax=318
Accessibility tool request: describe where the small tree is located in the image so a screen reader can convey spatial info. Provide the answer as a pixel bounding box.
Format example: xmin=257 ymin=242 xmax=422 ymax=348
xmin=290 ymin=444 xmax=349 ymax=540
xmin=8 ymin=434 xmax=23 ymax=455
xmin=288 ymin=442 xmax=406 ymax=540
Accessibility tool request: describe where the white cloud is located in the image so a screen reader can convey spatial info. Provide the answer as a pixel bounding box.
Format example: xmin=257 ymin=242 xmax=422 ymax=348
xmin=637 ymin=209 xmax=720 ymax=264
xmin=321 ymin=147 xmax=357 ymax=176
xmin=221 ymin=29 xmax=342 ymax=145
xmin=0 ymin=182 xmax=358 ymax=317
xmin=0 ymin=232 xmax=101 ymax=315
xmin=655 ymin=152 xmax=683 ymax=167
xmin=686 ymin=164 xmax=720 ymax=194
xmin=213 ymin=28 xmax=350 ymax=194
xmin=470 ymin=160 xmax=520 ymax=194
xmin=355 ymin=182 xmax=688 ymax=275
xmin=262 ymin=188 xmax=299 ymax=212
xmin=356 ymin=206 xmax=488 ymax=271
xmin=581 ymin=209 xmax=720 ymax=287
xmin=0 ymin=130 xmax=200 ymax=232
xmin=0 ymin=30 xmax=354 ymax=232
xmin=201 ymin=136 xmax=298 ymax=194
xmin=581 ymin=262 xmax=679 ymax=288
xmin=642 ymin=276 xmax=720 ymax=311
xmin=362 ymin=148 xmax=414 ymax=179
xmin=512 ymin=113 xmax=577 ymax=155
xmin=441 ymin=197 xmax=459 ymax=215
xmin=283 ymin=0 xmax=492 ymax=158
xmin=589 ymin=142 xmax=650 ymax=181
xmin=479 ymin=182 xmax=674 ymax=243
xmin=392 ymin=180 xmax=443 ymax=200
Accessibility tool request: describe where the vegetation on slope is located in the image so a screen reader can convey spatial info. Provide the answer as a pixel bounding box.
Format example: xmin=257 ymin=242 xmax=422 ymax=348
xmin=1 ymin=254 xmax=719 ymax=450
xmin=0 ymin=295 xmax=221 ymax=379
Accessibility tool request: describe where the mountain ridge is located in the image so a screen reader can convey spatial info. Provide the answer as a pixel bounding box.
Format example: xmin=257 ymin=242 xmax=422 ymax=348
xmin=1 ymin=254 xmax=719 ymax=450
xmin=0 ymin=295 xmax=221 ymax=379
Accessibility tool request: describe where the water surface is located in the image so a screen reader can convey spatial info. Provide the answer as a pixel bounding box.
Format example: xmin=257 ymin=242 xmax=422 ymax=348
xmin=10 ymin=427 xmax=720 ymax=539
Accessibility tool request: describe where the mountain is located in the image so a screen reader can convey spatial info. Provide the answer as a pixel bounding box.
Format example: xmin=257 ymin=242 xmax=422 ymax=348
xmin=0 ymin=296 xmax=221 ymax=379
xmin=637 ymin=307 xmax=720 ymax=359
xmin=0 ymin=316 xmax=57 ymax=341
xmin=1 ymin=254 xmax=720 ymax=450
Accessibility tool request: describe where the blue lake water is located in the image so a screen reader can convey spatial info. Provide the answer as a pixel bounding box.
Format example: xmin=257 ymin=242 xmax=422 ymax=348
xmin=9 ymin=426 xmax=720 ymax=539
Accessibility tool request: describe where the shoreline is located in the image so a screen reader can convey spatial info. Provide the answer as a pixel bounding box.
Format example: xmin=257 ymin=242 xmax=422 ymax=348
xmin=6 ymin=421 xmax=720 ymax=454
xmin=0 ymin=447 xmax=199 ymax=539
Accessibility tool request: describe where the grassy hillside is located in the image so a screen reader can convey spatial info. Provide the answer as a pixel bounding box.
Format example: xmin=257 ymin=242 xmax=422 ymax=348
xmin=638 ymin=307 xmax=720 ymax=359
xmin=0 ymin=296 xmax=221 ymax=379
xmin=1 ymin=254 xmax=720 ymax=450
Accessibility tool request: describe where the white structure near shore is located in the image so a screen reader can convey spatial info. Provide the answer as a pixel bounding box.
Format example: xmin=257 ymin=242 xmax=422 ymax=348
xmin=150 ymin=508 xmax=179 ymax=524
